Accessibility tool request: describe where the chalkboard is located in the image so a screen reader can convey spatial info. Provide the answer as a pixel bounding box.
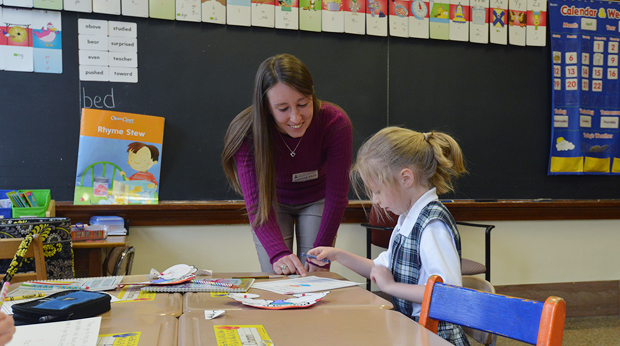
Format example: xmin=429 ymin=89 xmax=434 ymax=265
xmin=1 ymin=11 xmax=618 ymax=202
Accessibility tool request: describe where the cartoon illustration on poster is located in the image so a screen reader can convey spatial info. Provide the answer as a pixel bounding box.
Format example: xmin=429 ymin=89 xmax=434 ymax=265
xmin=74 ymin=109 xmax=165 ymax=204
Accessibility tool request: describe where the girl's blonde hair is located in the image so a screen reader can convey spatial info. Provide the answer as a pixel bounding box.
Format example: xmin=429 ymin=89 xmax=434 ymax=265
xmin=351 ymin=126 xmax=467 ymax=199
xmin=222 ymin=54 xmax=320 ymax=228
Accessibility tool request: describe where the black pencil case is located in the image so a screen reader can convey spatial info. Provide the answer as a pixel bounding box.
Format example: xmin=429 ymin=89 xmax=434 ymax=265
xmin=12 ymin=290 xmax=111 ymax=324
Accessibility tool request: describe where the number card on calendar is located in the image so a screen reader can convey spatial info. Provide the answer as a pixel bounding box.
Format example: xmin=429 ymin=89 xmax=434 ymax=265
xmin=548 ymin=0 xmax=620 ymax=175
xmin=449 ymin=0 xmax=468 ymax=42
xmin=490 ymin=0 xmax=507 ymax=44
xmin=344 ymin=0 xmax=365 ymax=34
xmin=409 ymin=0 xmax=429 ymax=38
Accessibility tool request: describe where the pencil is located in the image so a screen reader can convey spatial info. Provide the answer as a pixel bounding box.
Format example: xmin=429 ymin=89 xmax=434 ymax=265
xmin=5 ymin=293 xmax=45 ymax=301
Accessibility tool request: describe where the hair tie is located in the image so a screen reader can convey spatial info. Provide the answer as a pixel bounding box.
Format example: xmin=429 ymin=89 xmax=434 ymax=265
xmin=423 ymin=132 xmax=432 ymax=142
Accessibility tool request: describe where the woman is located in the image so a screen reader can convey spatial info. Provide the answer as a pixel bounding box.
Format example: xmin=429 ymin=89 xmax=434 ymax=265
xmin=222 ymin=54 xmax=353 ymax=276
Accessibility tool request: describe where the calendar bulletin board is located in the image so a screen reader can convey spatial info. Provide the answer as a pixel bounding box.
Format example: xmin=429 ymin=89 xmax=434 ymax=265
xmin=549 ymin=0 xmax=620 ymax=175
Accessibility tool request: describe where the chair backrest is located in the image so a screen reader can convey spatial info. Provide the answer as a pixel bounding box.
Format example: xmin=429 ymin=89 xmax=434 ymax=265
xmin=367 ymin=205 xmax=397 ymax=248
xmin=104 ymin=246 xmax=135 ymax=276
xmin=420 ymin=275 xmax=566 ymax=346
xmin=0 ymin=234 xmax=47 ymax=283
xmin=461 ymin=276 xmax=497 ymax=345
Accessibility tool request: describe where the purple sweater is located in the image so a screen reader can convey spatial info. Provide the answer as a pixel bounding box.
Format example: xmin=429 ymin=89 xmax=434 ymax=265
xmin=234 ymin=103 xmax=353 ymax=264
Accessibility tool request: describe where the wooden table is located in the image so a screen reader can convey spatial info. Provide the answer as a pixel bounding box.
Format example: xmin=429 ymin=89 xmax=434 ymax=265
xmin=183 ymin=272 xmax=393 ymax=313
xmin=72 ymin=236 xmax=126 ymax=277
xmin=178 ymin=309 xmax=452 ymax=346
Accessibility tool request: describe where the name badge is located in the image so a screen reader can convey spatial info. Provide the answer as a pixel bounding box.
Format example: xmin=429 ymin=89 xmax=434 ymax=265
xmin=292 ymin=170 xmax=318 ymax=182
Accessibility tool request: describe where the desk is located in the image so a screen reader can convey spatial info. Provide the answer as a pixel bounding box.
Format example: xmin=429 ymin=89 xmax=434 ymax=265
xmin=100 ymin=315 xmax=178 ymax=346
xmin=178 ymin=309 xmax=452 ymax=346
xmin=72 ymin=236 xmax=126 ymax=277
xmin=183 ymin=272 xmax=393 ymax=313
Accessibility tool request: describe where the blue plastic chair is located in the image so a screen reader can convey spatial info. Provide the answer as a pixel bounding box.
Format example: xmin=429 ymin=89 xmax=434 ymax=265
xmin=419 ymin=275 xmax=566 ymax=346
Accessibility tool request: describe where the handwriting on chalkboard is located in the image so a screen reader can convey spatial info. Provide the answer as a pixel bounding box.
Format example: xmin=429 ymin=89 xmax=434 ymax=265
xmin=83 ymin=87 xmax=116 ymax=109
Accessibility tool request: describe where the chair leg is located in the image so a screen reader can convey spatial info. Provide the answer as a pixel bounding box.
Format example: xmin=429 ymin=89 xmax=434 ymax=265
xmin=366 ymin=228 xmax=372 ymax=291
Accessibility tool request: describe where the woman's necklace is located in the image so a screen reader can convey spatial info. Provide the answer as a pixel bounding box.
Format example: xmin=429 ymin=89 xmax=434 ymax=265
xmin=279 ymin=132 xmax=303 ymax=157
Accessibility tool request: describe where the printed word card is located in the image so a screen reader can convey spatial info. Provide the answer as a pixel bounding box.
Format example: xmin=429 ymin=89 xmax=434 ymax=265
xmin=78 ymin=19 xmax=138 ymax=83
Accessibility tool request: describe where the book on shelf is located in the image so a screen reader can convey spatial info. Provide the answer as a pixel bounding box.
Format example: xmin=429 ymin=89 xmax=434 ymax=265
xmin=140 ymin=278 xmax=254 ymax=293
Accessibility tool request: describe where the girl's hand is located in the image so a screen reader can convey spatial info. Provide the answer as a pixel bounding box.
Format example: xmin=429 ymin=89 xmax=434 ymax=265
xmin=273 ymin=254 xmax=306 ymax=276
xmin=370 ymin=265 xmax=395 ymax=292
xmin=0 ymin=313 xmax=15 ymax=346
xmin=306 ymin=247 xmax=339 ymax=266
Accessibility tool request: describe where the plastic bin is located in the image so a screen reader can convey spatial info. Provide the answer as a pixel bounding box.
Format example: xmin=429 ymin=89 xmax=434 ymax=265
xmin=0 ymin=190 xmax=12 ymax=219
xmin=11 ymin=189 xmax=51 ymax=218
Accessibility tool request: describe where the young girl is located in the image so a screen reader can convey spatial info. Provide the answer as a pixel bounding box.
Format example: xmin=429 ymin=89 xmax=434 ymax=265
xmin=307 ymin=126 xmax=469 ymax=346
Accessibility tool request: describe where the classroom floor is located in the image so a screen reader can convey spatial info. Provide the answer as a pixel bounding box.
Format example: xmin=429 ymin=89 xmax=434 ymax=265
xmin=486 ymin=315 xmax=620 ymax=346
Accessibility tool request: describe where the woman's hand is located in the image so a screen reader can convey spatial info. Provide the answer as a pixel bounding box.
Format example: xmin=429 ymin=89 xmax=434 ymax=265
xmin=370 ymin=265 xmax=395 ymax=293
xmin=0 ymin=313 xmax=15 ymax=346
xmin=273 ymin=254 xmax=307 ymax=276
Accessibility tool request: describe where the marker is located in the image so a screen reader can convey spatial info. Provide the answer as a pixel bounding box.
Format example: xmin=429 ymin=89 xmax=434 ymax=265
xmin=232 ymin=275 xmax=284 ymax=279
xmin=301 ymin=253 xmax=331 ymax=263
xmin=39 ymin=315 xmax=61 ymax=322
xmin=0 ymin=282 xmax=10 ymax=308
xmin=5 ymin=293 xmax=45 ymax=301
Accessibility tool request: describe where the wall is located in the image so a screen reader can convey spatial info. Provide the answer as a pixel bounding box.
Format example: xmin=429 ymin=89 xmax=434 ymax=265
xmin=127 ymin=219 xmax=620 ymax=286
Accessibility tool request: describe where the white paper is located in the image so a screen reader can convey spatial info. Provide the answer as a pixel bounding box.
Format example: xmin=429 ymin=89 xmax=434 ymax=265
xmin=227 ymin=0 xmax=252 ymax=26
xmin=322 ymin=1 xmax=344 ymax=33
xmin=78 ymin=19 xmax=108 ymax=35
xmin=109 ymin=67 xmax=138 ymax=83
xmin=276 ymin=0 xmax=298 ymax=29
xmin=3 ymin=0 xmax=33 ymax=8
xmin=469 ymin=0 xmax=488 ymax=43
xmin=508 ymin=0 xmax=526 ymax=46
xmin=252 ymin=1 xmax=275 ymax=27
xmin=489 ymin=0 xmax=507 ymax=44
xmin=64 ymin=0 xmax=93 ymax=12
xmin=2 ymin=8 xmax=33 ymax=72
xmin=79 ymin=34 xmax=109 ymax=51
xmin=251 ymin=275 xmax=361 ymax=294
xmin=367 ymin=0 xmax=388 ymax=36
xmin=202 ymin=0 xmax=227 ymax=24
xmin=93 ymin=0 xmax=121 ymax=15
xmin=344 ymin=0 xmax=364 ymax=35
xmin=409 ymin=0 xmax=429 ymax=38
xmin=108 ymin=21 xmax=137 ymax=37
xmin=389 ymin=0 xmax=408 ymax=38
xmin=525 ymin=0 xmax=545 ymax=46
xmin=177 ymin=0 xmax=202 ymax=22
xmin=449 ymin=0 xmax=468 ymax=41
xmin=32 ymin=10 xmax=62 ymax=74
xmin=122 ymin=0 xmax=149 ymax=17
xmin=8 ymin=317 xmax=102 ymax=346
